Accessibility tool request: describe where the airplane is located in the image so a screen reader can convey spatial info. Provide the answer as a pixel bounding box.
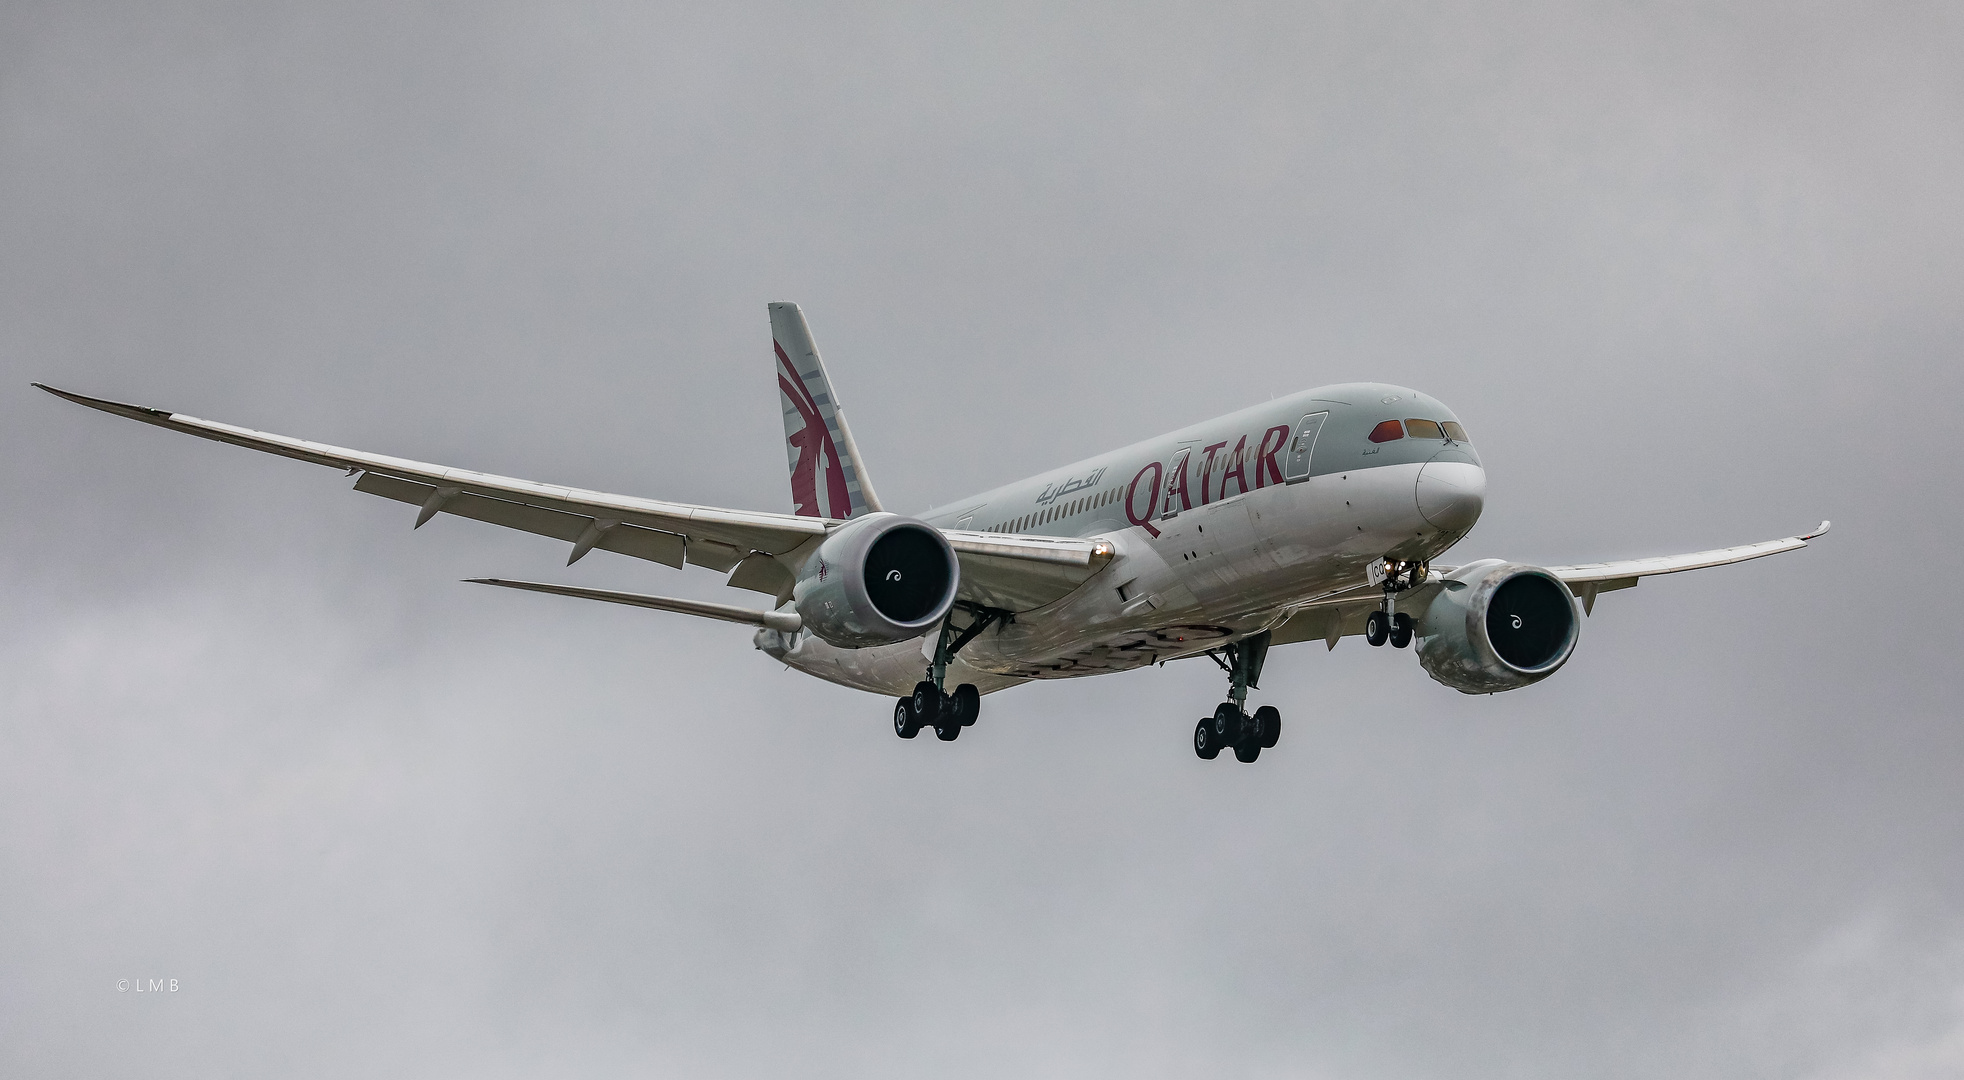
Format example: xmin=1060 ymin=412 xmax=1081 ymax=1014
xmin=36 ymin=302 xmax=1828 ymax=762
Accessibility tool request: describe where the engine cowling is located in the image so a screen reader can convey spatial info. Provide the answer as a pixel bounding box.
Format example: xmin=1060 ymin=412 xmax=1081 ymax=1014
xmin=792 ymin=513 xmax=960 ymax=648
xmin=1415 ymin=560 xmax=1580 ymax=694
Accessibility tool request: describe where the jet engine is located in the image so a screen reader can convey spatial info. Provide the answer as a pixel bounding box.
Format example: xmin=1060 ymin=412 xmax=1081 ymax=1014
xmin=1415 ymin=560 xmax=1579 ymax=694
xmin=792 ymin=513 xmax=960 ymax=648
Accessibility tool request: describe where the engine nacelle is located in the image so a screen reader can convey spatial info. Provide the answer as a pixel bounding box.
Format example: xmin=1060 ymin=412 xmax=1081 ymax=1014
xmin=792 ymin=513 xmax=960 ymax=649
xmin=1415 ymin=560 xmax=1580 ymax=694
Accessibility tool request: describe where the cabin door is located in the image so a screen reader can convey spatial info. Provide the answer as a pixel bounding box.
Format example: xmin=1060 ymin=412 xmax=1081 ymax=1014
xmin=1283 ymin=412 xmax=1328 ymax=483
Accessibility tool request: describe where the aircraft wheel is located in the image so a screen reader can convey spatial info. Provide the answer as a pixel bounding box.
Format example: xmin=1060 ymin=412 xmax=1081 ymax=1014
xmin=1389 ymin=612 xmax=1414 ymax=649
xmin=1193 ymin=719 xmax=1222 ymax=759
xmin=1213 ymin=701 xmax=1243 ymax=740
xmin=893 ymin=698 xmax=921 ymax=739
xmin=952 ymin=683 xmax=981 ymax=726
xmin=933 ymin=711 xmax=962 ymax=741
xmin=1254 ymin=705 xmax=1281 ymax=748
xmin=1365 ymin=610 xmax=1390 ymax=647
xmin=1234 ymin=740 xmax=1261 ymax=763
xmin=912 ymin=681 xmax=941 ymax=724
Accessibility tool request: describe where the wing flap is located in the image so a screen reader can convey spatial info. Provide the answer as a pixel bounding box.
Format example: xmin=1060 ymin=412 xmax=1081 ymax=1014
xmin=684 ymin=539 xmax=747 ymax=572
xmin=1270 ymin=601 xmax=1377 ymax=650
xmin=352 ymin=472 xmax=688 ymax=568
xmin=943 ymin=531 xmax=1115 ymax=611
xmin=955 ymin=550 xmax=1101 ymax=610
xmin=726 ymin=552 xmax=797 ymax=597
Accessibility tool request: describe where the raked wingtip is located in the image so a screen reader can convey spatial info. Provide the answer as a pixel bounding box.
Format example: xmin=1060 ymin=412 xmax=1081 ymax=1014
xmin=32 ymin=382 xmax=174 ymax=419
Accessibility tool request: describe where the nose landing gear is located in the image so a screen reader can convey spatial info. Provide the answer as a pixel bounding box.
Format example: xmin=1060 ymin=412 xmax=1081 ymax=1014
xmin=1193 ymin=631 xmax=1280 ymax=763
xmin=1366 ymin=559 xmax=1426 ymax=649
xmin=1364 ymin=610 xmax=1415 ymax=648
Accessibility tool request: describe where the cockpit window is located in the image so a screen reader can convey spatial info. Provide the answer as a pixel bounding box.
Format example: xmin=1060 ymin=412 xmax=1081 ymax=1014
xmin=1368 ymin=419 xmax=1405 ymax=443
xmin=1404 ymin=418 xmax=1445 ymax=440
xmin=1441 ymin=420 xmax=1468 ymax=442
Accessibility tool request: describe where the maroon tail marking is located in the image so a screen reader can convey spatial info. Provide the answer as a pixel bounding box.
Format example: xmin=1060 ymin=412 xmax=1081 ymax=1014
xmin=776 ymin=340 xmax=853 ymax=518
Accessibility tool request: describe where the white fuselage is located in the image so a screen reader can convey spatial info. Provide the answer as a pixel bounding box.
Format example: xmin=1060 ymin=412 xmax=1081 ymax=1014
xmin=757 ymin=382 xmax=1487 ymax=698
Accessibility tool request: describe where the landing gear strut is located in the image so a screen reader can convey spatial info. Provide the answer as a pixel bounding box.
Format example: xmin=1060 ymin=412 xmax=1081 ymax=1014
xmin=1194 ymin=630 xmax=1278 ymax=763
xmin=1366 ymin=558 xmax=1426 ymax=649
xmin=892 ymin=602 xmax=1006 ymax=743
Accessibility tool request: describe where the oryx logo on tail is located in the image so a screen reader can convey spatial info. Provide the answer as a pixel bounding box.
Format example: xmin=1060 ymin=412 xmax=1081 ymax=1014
xmin=769 ymin=302 xmax=882 ymax=520
xmin=777 ymin=339 xmax=851 ymax=518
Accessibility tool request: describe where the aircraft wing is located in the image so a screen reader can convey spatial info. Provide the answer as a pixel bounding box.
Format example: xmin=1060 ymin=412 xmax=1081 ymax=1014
xmin=35 ymin=385 xmax=1109 ymax=612
xmin=1544 ymin=521 xmax=1830 ymax=612
xmin=1270 ymin=521 xmax=1831 ymax=647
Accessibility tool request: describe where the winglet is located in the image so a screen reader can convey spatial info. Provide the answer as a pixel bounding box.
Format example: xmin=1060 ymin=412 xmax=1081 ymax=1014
xmin=1800 ymin=520 xmax=1831 ymax=541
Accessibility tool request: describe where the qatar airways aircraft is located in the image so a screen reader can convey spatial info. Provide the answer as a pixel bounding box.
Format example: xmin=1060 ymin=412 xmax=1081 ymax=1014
xmin=38 ymin=303 xmax=1827 ymax=762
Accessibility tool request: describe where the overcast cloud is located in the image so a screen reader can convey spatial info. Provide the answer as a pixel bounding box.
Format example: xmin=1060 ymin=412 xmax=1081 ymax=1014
xmin=3 ymin=3 xmax=1962 ymax=1078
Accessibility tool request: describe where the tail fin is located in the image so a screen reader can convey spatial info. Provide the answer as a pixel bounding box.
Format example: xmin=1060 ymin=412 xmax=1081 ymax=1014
xmin=770 ymin=302 xmax=883 ymax=519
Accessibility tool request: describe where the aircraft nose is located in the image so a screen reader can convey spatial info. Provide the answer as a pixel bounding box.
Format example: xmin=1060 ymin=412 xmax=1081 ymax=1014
xmin=1415 ymin=460 xmax=1485 ymax=533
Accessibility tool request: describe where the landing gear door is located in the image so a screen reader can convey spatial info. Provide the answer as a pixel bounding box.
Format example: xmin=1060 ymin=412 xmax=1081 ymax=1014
xmin=1284 ymin=412 xmax=1328 ymax=483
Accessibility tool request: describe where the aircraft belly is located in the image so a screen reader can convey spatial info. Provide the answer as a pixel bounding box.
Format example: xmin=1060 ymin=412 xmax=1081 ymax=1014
xmin=754 ymin=628 xmax=1027 ymax=698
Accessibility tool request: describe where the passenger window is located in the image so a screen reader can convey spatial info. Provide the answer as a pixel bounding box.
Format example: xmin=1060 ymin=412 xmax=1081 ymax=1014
xmin=1368 ymin=419 xmax=1405 ymax=443
xmin=1442 ymin=421 xmax=1468 ymax=442
xmin=1405 ymin=419 xmax=1444 ymax=440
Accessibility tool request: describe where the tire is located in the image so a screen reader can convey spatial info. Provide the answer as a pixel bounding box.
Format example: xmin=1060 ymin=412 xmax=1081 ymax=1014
xmin=1213 ymin=702 xmax=1243 ymax=743
xmin=952 ymin=683 xmax=980 ymax=727
xmin=934 ymin=712 xmax=962 ymax=741
xmin=912 ymin=681 xmax=941 ymax=724
xmin=1234 ymin=740 xmax=1261 ymax=763
xmin=1254 ymin=705 xmax=1281 ymax=749
xmin=1193 ymin=719 xmax=1222 ymax=759
xmin=1389 ymin=612 xmax=1414 ymax=649
xmin=893 ymin=698 xmax=921 ymax=739
xmin=1365 ymin=610 xmax=1389 ymax=647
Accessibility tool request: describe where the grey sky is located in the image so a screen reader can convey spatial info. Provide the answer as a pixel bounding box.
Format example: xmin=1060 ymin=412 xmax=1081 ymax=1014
xmin=3 ymin=3 xmax=1961 ymax=1077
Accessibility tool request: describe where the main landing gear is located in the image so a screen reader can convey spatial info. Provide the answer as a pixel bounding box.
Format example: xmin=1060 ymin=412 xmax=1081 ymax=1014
xmin=1193 ymin=630 xmax=1280 ymax=763
xmin=1364 ymin=558 xmax=1426 ymax=649
xmin=893 ymin=603 xmax=1006 ymax=743
xmin=894 ymin=681 xmax=979 ymax=741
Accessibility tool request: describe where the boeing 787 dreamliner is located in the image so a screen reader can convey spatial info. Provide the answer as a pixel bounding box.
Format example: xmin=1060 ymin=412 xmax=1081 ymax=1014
xmin=38 ymin=303 xmax=1827 ymax=762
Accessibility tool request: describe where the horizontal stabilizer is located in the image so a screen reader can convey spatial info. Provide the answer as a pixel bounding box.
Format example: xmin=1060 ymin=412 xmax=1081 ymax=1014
xmin=466 ymin=578 xmax=802 ymax=632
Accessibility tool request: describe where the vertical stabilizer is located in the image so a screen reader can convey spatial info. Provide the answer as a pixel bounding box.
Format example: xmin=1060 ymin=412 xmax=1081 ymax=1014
xmin=769 ymin=303 xmax=883 ymax=519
